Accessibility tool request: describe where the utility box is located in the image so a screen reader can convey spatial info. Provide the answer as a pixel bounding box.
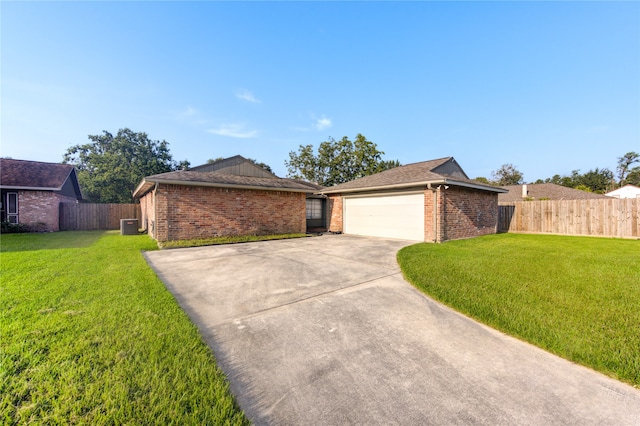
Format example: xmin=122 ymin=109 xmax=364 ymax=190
xmin=120 ymin=219 xmax=139 ymax=235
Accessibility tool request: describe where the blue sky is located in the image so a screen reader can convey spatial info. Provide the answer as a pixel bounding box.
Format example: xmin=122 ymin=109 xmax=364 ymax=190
xmin=2 ymin=1 xmax=639 ymax=182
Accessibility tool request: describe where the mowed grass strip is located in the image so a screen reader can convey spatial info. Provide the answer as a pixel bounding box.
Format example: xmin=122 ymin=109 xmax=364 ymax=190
xmin=397 ymin=233 xmax=640 ymax=387
xmin=0 ymin=231 xmax=249 ymax=425
xmin=159 ymin=232 xmax=309 ymax=249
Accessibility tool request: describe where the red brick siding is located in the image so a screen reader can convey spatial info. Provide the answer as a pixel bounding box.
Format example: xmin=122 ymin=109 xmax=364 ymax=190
xmin=317 ymin=187 xmax=497 ymax=242
xmin=153 ymin=184 xmax=306 ymax=242
xmin=18 ymin=190 xmax=77 ymax=232
xmin=327 ymin=194 xmax=343 ymax=232
xmin=440 ymin=186 xmax=498 ymax=241
xmin=139 ymin=190 xmax=156 ymax=238
xmin=423 ymin=189 xmax=436 ymax=242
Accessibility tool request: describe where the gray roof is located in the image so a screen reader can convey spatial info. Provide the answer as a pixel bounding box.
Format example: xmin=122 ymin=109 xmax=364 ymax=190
xmin=320 ymin=157 xmax=506 ymax=194
xmin=499 ymin=183 xmax=608 ymax=202
xmin=189 ymin=155 xmax=278 ymax=178
xmin=134 ymin=169 xmax=322 ymax=198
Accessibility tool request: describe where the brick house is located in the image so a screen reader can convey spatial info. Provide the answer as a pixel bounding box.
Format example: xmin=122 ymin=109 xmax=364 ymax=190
xmin=320 ymin=157 xmax=506 ymax=242
xmin=133 ymin=156 xmax=322 ymax=242
xmin=0 ymin=158 xmax=83 ymax=231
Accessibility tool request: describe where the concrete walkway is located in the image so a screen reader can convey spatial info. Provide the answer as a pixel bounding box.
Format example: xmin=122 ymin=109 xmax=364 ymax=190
xmin=144 ymin=235 xmax=640 ymax=425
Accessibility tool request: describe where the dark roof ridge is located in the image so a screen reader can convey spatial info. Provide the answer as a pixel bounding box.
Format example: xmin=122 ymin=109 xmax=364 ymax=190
xmin=191 ymin=154 xmax=247 ymax=169
xmin=393 ymin=156 xmax=452 ymax=168
xmin=1 ymin=158 xmax=74 ymax=167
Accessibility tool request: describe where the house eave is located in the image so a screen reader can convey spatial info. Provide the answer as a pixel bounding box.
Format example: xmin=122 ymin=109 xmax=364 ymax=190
xmin=0 ymin=185 xmax=63 ymax=191
xmin=319 ymin=179 xmax=507 ymax=195
xmin=133 ymin=178 xmax=314 ymax=199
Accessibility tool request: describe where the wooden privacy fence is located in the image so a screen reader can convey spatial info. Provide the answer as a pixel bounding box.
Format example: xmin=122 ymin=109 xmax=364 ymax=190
xmin=60 ymin=203 xmax=141 ymax=231
xmin=498 ymin=198 xmax=639 ymax=238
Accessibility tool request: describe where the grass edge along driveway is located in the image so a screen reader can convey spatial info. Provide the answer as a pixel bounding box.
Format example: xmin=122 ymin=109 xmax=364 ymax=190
xmin=398 ymin=233 xmax=640 ymax=388
xmin=0 ymin=231 xmax=249 ymax=425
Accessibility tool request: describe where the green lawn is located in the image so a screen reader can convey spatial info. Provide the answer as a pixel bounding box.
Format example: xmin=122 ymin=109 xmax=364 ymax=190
xmin=398 ymin=233 xmax=640 ymax=388
xmin=0 ymin=231 xmax=249 ymax=425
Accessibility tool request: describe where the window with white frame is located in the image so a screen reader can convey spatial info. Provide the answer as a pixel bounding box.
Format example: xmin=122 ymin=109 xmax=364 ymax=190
xmin=306 ymin=198 xmax=322 ymax=220
xmin=6 ymin=193 xmax=18 ymax=223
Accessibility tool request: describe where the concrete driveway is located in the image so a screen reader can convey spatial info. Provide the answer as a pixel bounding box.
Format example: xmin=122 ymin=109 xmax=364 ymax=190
xmin=144 ymin=235 xmax=640 ymax=425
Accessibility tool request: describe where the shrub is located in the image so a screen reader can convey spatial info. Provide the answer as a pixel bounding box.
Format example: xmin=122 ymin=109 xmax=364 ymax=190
xmin=0 ymin=221 xmax=28 ymax=234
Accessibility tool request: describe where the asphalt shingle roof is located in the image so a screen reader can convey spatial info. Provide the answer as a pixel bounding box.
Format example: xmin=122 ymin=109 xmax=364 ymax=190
xmin=0 ymin=158 xmax=75 ymax=190
xmin=498 ymin=183 xmax=608 ymax=202
xmin=320 ymin=157 xmax=503 ymax=194
xmin=134 ymin=170 xmax=322 ymax=198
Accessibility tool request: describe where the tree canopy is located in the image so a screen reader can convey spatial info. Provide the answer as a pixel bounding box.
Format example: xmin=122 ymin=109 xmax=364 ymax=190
xmin=285 ymin=134 xmax=400 ymax=187
xmin=491 ymin=164 xmax=524 ymax=186
xmin=63 ymin=128 xmax=189 ymax=203
xmin=533 ymin=168 xmax=614 ymax=193
xmin=617 ymin=151 xmax=639 ymax=186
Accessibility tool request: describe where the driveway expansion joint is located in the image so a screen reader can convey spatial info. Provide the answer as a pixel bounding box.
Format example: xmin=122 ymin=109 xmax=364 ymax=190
xmin=214 ymin=271 xmax=404 ymax=327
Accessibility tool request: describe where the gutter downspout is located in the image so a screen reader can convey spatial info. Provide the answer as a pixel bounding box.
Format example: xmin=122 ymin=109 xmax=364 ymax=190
xmin=427 ymin=183 xmax=438 ymax=243
xmin=153 ymin=182 xmax=159 ymax=240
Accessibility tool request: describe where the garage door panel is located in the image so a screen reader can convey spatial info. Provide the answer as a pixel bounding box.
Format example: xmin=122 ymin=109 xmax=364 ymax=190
xmin=344 ymin=193 xmax=424 ymax=241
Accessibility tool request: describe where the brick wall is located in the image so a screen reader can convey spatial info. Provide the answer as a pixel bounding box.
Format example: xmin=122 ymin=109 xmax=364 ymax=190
xmin=440 ymin=186 xmax=498 ymax=241
xmin=152 ymin=184 xmax=306 ymax=242
xmin=326 ymin=188 xmax=497 ymax=242
xmin=423 ymin=189 xmax=436 ymax=242
xmin=18 ymin=190 xmax=77 ymax=232
xmin=326 ymin=194 xmax=343 ymax=232
xmin=139 ymin=190 xmax=156 ymax=238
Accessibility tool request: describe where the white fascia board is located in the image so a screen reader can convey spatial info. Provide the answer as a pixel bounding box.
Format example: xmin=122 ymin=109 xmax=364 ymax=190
xmin=0 ymin=185 xmax=63 ymax=191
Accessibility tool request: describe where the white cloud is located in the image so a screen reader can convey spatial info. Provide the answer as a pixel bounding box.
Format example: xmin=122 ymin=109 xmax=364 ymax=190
xmin=208 ymin=123 xmax=258 ymax=138
xmin=315 ymin=116 xmax=332 ymax=130
xmin=175 ymin=106 xmax=209 ymax=126
xmin=178 ymin=106 xmax=198 ymax=117
xmin=235 ymin=89 xmax=261 ymax=104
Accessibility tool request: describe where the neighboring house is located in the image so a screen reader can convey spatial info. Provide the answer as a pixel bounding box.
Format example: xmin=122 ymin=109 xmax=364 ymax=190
xmin=133 ymin=155 xmax=323 ymax=242
xmin=606 ymin=184 xmax=640 ymax=199
xmin=0 ymin=158 xmax=83 ymax=231
xmin=499 ymin=183 xmax=608 ymax=203
xmin=320 ymin=157 xmax=506 ymax=242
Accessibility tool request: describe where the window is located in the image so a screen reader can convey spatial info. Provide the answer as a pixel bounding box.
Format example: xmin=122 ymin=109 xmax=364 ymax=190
xmin=7 ymin=192 xmax=18 ymax=224
xmin=306 ymin=199 xmax=323 ymax=220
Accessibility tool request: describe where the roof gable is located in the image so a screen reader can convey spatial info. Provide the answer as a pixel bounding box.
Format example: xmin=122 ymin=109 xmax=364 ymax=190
xmin=0 ymin=159 xmax=81 ymax=198
xmin=605 ymin=184 xmax=640 ymax=199
xmin=430 ymin=157 xmax=469 ymax=180
xmin=320 ymin=157 xmax=504 ymax=194
xmin=189 ymin=155 xmax=277 ymax=178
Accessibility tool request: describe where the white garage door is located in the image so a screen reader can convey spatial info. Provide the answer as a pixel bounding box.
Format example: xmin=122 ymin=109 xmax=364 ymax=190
xmin=344 ymin=193 xmax=424 ymax=241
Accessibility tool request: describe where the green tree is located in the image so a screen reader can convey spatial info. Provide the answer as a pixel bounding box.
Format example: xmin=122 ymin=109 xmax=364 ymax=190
xmin=63 ymin=128 xmax=189 ymax=203
xmin=574 ymin=184 xmax=592 ymax=193
xmin=491 ymin=163 xmax=524 ymax=186
xmin=285 ymin=134 xmax=400 ymax=186
xmin=474 ymin=177 xmax=491 ymax=184
xmin=573 ymin=168 xmax=614 ymax=193
xmin=617 ymin=151 xmax=640 ymax=185
xmin=626 ymin=168 xmax=640 ymax=186
xmin=542 ymin=168 xmax=614 ymax=193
